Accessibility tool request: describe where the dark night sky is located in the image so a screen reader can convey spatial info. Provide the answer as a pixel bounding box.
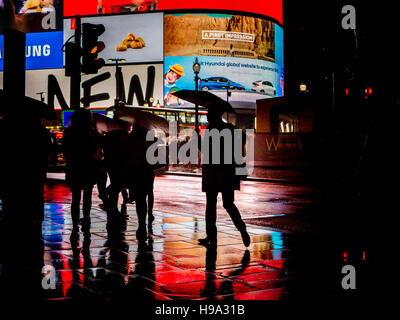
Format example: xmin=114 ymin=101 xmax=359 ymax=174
xmin=285 ymin=0 xmax=399 ymax=97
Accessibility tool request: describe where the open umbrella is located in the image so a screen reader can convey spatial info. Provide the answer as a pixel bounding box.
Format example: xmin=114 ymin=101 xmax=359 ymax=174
xmin=112 ymin=106 xmax=170 ymax=135
xmin=0 ymin=89 xmax=60 ymax=122
xmin=91 ymin=112 xmax=126 ymax=133
xmin=171 ymin=89 xmax=236 ymax=114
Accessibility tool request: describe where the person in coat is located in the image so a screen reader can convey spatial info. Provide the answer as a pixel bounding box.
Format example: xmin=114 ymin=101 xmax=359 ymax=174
xmin=198 ymin=105 xmax=250 ymax=247
xmin=63 ymin=108 xmax=97 ymax=236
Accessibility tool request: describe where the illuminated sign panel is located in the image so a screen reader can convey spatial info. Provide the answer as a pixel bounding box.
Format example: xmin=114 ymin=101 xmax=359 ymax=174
xmin=0 ymin=31 xmax=64 ymax=71
xmin=163 ymin=13 xmax=284 ymax=108
xmin=63 ymin=0 xmax=283 ymax=24
xmin=16 ymin=64 xmax=164 ymax=109
xmin=63 ymin=12 xmax=164 ymax=65
xmin=0 ymin=0 xmax=63 ymax=34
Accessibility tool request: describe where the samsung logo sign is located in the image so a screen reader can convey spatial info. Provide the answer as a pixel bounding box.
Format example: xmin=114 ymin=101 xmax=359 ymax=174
xmin=0 ymin=31 xmax=63 ymax=70
xmin=26 ymin=45 xmax=51 ymax=58
xmin=0 ymin=45 xmax=51 ymax=58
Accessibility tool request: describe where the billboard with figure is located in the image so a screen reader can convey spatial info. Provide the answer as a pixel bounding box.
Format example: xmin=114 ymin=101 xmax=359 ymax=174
xmin=164 ymin=13 xmax=284 ymax=109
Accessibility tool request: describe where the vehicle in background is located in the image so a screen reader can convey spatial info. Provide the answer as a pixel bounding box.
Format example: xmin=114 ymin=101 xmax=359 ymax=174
xmin=252 ymin=80 xmax=276 ymax=96
xmin=199 ymin=77 xmax=245 ymax=91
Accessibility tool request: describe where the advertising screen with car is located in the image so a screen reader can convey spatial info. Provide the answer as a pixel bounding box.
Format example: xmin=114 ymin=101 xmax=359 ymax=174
xmin=164 ymin=13 xmax=284 ymax=109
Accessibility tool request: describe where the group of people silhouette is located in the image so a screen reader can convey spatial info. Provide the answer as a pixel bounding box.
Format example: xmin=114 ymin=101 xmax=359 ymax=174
xmin=63 ymin=106 xmax=250 ymax=248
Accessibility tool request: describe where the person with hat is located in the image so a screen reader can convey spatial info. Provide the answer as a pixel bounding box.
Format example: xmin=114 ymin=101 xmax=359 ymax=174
xmin=164 ymin=64 xmax=185 ymax=87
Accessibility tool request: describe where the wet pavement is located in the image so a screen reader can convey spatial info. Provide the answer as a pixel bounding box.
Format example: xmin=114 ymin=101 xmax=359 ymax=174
xmin=36 ymin=175 xmax=322 ymax=302
xmin=0 ymin=175 xmax=327 ymax=306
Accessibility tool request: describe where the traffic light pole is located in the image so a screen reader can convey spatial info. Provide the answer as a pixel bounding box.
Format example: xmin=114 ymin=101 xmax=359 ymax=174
xmin=70 ymin=16 xmax=81 ymax=110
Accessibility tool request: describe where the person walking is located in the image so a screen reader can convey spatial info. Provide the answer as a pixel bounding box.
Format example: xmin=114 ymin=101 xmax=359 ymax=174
xmin=198 ymin=106 xmax=250 ymax=248
xmin=63 ymin=108 xmax=97 ymax=238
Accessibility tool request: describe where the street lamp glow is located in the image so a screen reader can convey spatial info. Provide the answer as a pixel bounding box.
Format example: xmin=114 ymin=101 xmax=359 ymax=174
xmin=193 ymin=58 xmax=201 ymax=74
xmin=299 ymin=83 xmax=307 ymax=92
xmin=107 ymin=58 xmax=126 ymax=62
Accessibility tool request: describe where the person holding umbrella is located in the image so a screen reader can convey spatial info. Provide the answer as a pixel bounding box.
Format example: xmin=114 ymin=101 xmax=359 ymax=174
xmin=171 ymin=90 xmax=251 ymax=248
xmin=63 ymin=108 xmax=98 ymax=238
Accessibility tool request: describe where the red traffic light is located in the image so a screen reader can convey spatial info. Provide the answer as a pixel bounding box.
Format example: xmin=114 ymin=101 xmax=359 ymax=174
xmin=82 ymin=23 xmax=106 ymax=74
xmin=90 ymin=41 xmax=105 ymax=54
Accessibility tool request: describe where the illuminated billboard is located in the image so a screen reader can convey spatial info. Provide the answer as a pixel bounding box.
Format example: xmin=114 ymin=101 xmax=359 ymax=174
xmin=0 ymin=0 xmax=63 ymax=34
xmin=16 ymin=64 xmax=164 ymax=109
xmin=0 ymin=31 xmax=64 ymax=71
xmin=63 ymin=0 xmax=283 ymax=24
xmin=63 ymin=12 xmax=164 ymax=65
xmin=164 ymin=13 xmax=284 ymax=108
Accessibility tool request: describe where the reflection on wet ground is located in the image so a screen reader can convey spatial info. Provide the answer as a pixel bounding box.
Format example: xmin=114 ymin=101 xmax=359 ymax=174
xmin=41 ymin=201 xmax=295 ymax=301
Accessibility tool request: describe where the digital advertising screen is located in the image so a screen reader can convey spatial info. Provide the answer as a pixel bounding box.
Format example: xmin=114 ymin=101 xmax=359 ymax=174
xmin=0 ymin=30 xmax=64 ymax=70
xmin=163 ymin=13 xmax=284 ymax=108
xmin=63 ymin=0 xmax=283 ymax=25
xmin=63 ymin=12 xmax=164 ymax=65
xmin=21 ymin=63 xmax=164 ymax=109
xmin=0 ymin=0 xmax=63 ymax=34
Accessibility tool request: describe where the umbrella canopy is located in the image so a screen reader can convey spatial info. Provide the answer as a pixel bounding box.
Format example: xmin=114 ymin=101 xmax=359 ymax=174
xmin=171 ymin=89 xmax=236 ymax=114
xmin=91 ymin=112 xmax=127 ymax=133
xmin=0 ymin=89 xmax=60 ymax=122
xmin=113 ymin=106 xmax=170 ymax=135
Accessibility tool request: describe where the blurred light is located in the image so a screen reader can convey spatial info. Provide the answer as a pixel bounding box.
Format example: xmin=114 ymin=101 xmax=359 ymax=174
xmin=299 ymin=83 xmax=307 ymax=92
xmin=362 ymin=250 xmax=366 ymax=261
xmin=343 ymin=251 xmax=348 ymax=263
xmin=193 ymin=57 xmax=201 ymax=73
xmin=365 ymin=86 xmax=373 ymax=96
xmin=345 ymin=88 xmax=349 ymax=95
xmin=280 ymin=121 xmax=284 ymax=133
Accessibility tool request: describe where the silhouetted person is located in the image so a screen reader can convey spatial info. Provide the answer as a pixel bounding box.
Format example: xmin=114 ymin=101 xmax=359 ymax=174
xmin=125 ymin=124 xmax=154 ymax=239
xmin=63 ymin=108 xmax=97 ymax=238
xmin=198 ymin=106 xmax=250 ymax=247
xmin=103 ymin=126 xmax=127 ymax=216
xmin=125 ymin=170 xmax=156 ymax=227
xmin=104 ymin=122 xmax=153 ymax=239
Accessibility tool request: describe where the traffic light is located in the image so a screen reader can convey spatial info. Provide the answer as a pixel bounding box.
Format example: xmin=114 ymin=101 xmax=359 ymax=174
xmin=81 ymin=23 xmax=105 ymax=74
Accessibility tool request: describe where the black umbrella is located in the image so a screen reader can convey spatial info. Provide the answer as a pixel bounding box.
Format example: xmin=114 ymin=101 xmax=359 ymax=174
xmin=0 ymin=89 xmax=60 ymax=122
xmin=171 ymin=89 xmax=236 ymax=114
xmin=91 ymin=112 xmax=127 ymax=133
xmin=112 ymin=106 xmax=170 ymax=135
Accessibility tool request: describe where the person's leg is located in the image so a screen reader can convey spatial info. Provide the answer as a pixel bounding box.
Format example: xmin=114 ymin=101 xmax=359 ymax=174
xmin=107 ymin=182 xmax=121 ymax=216
xmin=71 ymin=188 xmax=81 ymax=232
xmin=82 ymin=185 xmax=93 ymax=233
xmin=221 ymin=190 xmax=250 ymax=247
xmin=199 ymin=191 xmax=218 ymax=245
xmin=121 ymin=188 xmax=129 ymax=204
xmin=97 ymin=169 xmax=108 ymax=202
xmin=147 ymin=189 xmax=154 ymax=222
xmin=128 ymin=187 xmax=135 ymax=203
xmin=135 ymin=189 xmax=148 ymax=239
